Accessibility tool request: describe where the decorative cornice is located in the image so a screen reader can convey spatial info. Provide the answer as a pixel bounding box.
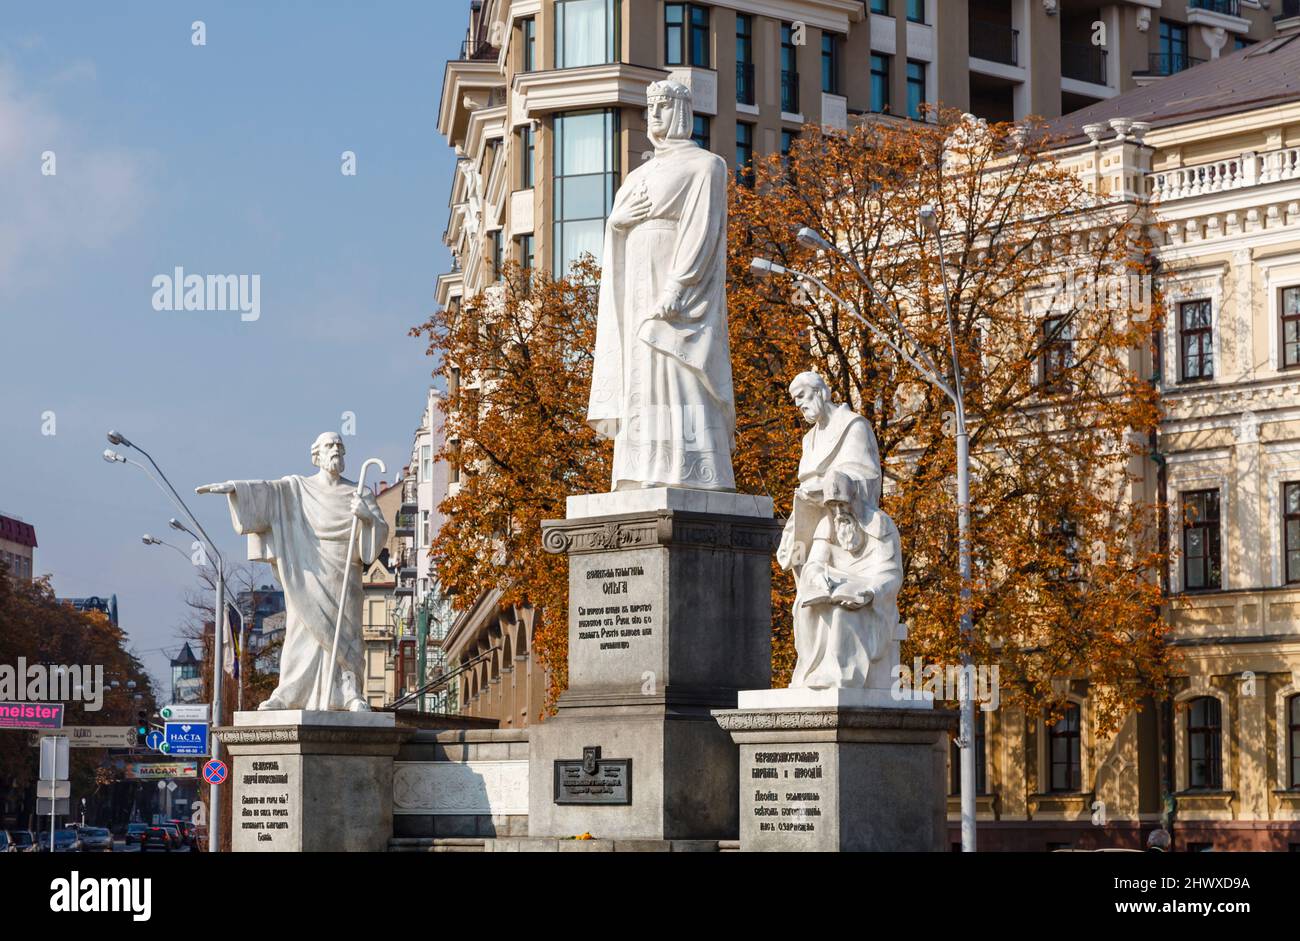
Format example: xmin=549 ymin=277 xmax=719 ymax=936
xmin=541 ymin=510 xmax=782 ymax=556
xmin=215 ymin=725 xmax=411 ymax=748
xmin=712 ymin=707 xmax=957 ymax=732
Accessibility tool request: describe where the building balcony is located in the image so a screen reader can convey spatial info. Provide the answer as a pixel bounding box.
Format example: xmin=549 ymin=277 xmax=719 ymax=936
xmin=970 ymin=19 xmax=1019 ymax=67
xmin=781 ymin=69 xmax=800 ymax=115
xmin=736 ymin=62 xmax=755 ymax=107
xmin=400 ymin=479 xmax=418 ymax=514
xmin=395 ymin=512 xmax=416 ymax=537
xmin=1190 ymin=0 xmax=1239 ymax=13
xmin=513 ymin=62 xmax=670 ymax=117
xmin=1060 ymin=41 xmax=1107 ymax=86
xmin=1142 ymin=53 xmax=1207 ymax=77
xmin=1149 ymin=143 xmax=1300 ymax=202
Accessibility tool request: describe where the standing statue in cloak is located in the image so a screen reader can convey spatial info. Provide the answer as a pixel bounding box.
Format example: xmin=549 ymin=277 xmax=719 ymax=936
xmin=587 ymin=79 xmax=735 ymax=492
xmin=196 ymin=432 xmax=388 ymax=712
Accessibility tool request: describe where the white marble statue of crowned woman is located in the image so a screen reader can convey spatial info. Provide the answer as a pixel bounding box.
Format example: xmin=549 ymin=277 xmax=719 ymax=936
xmin=587 ymin=79 xmax=736 ymax=492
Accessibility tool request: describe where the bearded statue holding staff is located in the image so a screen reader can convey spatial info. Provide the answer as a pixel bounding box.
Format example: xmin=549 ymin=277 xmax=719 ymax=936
xmin=196 ymin=432 xmax=388 ymax=712
xmin=587 ymin=80 xmax=735 ymax=492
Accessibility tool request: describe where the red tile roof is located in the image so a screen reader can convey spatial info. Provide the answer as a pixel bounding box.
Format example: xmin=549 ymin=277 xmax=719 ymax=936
xmin=0 ymin=515 xmax=37 ymax=549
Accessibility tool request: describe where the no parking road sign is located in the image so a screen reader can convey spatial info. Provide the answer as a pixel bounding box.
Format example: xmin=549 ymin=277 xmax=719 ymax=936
xmin=202 ymin=759 xmax=227 ymax=785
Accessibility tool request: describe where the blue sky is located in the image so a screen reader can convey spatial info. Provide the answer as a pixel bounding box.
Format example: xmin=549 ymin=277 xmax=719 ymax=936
xmin=0 ymin=2 xmax=459 ymax=689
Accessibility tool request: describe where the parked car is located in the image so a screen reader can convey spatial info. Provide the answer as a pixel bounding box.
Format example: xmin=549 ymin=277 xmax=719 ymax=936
xmin=0 ymin=831 xmax=11 ymax=853
xmin=76 ymin=827 xmax=113 ymax=852
xmin=44 ymin=829 xmax=83 ymax=853
xmin=125 ymin=823 xmax=148 ymax=846
xmin=139 ymin=826 xmax=178 ymax=852
xmin=166 ymin=819 xmax=195 ymax=847
xmin=8 ymin=830 xmax=37 ymax=853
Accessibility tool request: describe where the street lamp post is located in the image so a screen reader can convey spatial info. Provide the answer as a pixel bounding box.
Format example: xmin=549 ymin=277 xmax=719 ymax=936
xmin=103 ymin=432 xmax=225 ymax=854
xmin=752 ymin=216 xmax=978 ymax=851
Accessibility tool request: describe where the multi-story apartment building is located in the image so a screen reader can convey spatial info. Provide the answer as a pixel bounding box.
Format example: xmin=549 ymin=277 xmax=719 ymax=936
xmin=437 ymin=1 xmax=1289 ymax=305
xmin=0 ymin=513 xmax=37 ymax=581
xmin=362 ymin=479 xmax=403 ymax=708
xmin=944 ymin=33 xmax=1300 ymax=851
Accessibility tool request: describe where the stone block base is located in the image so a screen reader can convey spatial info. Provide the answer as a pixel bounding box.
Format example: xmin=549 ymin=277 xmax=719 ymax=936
xmin=216 ymin=710 xmax=409 ymax=852
xmin=713 ymin=706 xmax=957 ymax=852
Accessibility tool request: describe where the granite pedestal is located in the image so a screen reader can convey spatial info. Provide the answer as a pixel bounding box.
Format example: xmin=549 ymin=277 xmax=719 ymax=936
xmin=216 ymin=710 xmax=410 ymax=852
xmin=531 ymin=487 xmax=782 ymax=840
xmin=713 ymin=700 xmax=957 ymax=852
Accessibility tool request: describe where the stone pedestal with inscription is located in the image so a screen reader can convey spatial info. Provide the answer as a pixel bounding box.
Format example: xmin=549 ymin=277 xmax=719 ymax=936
xmin=713 ymin=701 xmax=957 ymax=852
xmin=216 ymin=710 xmax=410 ymax=852
xmin=532 ymin=487 xmax=782 ymax=840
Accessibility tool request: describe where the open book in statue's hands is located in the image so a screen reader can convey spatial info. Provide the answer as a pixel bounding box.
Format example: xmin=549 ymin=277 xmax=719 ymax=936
xmin=800 ymin=577 xmax=873 ymax=609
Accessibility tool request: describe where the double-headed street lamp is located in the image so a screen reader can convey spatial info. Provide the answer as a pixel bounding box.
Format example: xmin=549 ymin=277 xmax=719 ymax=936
xmin=753 ymin=216 xmax=979 ymax=852
xmin=103 ymin=430 xmax=226 ymax=854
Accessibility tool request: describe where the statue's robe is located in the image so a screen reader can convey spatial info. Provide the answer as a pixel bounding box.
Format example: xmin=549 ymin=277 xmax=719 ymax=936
xmin=224 ymin=474 xmax=387 ymax=710
xmin=777 ymin=403 xmax=881 ymax=572
xmin=588 ymin=137 xmax=735 ymax=491
xmin=792 ymin=509 xmax=902 ymax=690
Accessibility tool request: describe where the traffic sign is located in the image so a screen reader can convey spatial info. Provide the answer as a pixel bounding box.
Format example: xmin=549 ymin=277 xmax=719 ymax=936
xmin=36 ymin=798 xmax=70 ymax=816
xmin=157 ymin=780 xmax=167 ymax=790
xmin=30 ymin=726 xmax=135 ymax=748
xmin=146 ymin=730 xmax=165 ymax=751
xmin=39 ymin=736 xmax=69 ymax=780
xmin=202 ymin=759 xmax=228 ymax=785
xmin=166 ymin=781 xmax=177 ymax=793
xmin=163 ymin=721 xmax=209 ymax=756
xmin=36 ymin=780 xmax=70 ymax=800
xmin=161 ymin=704 xmax=209 ymax=721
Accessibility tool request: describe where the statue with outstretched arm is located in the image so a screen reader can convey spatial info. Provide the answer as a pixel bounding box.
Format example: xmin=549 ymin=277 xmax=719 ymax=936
xmin=196 ymin=431 xmax=388 ymax=711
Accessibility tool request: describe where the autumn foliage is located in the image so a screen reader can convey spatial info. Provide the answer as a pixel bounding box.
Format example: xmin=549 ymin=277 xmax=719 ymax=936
xmin=417 ymin=110 xmax=1176 ymax=729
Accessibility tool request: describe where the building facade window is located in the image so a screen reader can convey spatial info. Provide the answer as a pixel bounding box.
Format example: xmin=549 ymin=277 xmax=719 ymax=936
xmin=517 ymin=233 xmax=535 ymax=272
xmin=521 ymin=16 xmax=536 ymax=72
xmin=906 ymin=60 xmax=926 ymax=119
xmin=870 ymin=53 xmax=890 ymax=113
xmin=553 ymin=109 xmax=619 ymax=275
xmin=1040 ymin=314 xmax=1073 ymax=391
xmin=736 ymin=14 xmax=754 ymax=105
xmin=1048 ymin=703 xmax=1082 ymax=792
xmin=519 ymin=124 xmax=535 ymax=189
xmin=491 ymin=229 xmax=503 ymax=279
xmin=692 ymin=114 xmax=710 ymax=151
xmin=821 ymin=32 xmax=840 ymax=95
xmin=780 ymin=22 xmax=799 ymax=113
xmin=1182 ymin=489 xmax=1222 ymax=591
xmin=1282 ymin=286 xmax=1300 ymax=368
xmin=1179 ymin=298 xmax=1213 ymax=381
xmin=736 ymin=122 xmax=754 ymax=187
xmin=421 ymin=510 xmax=431 ymax=547
xmin=665 ymin=3 xmax=709 ymax=67
xmin=1187 ymin=696 xmax=1223 ymax=790
xmin=950 ymin=710 xmax=987 ymax=795
xmin=1285 ymin=482 xmax=1300 ymax=584
xmin=1289 ymin=695 xmax=1300 ymax=788
xmin=871 ymin=0 xmax=890 ymax=14
xmin=421 ymin=445 xmax=432 ymax=481
xmin=556 ymin=0 xmax=618 ymax=69
xmin=907 ymin=0 xmax=926 ymax=24
xmin=1159 ymin=20 xmax=1190 ymax=73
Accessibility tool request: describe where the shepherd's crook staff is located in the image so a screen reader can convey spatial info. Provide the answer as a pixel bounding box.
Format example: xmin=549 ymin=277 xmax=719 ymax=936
xmin=322 ymin=457 xmax=386 ymax=709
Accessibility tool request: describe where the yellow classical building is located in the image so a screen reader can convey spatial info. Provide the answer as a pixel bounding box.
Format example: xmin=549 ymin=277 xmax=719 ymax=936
xmin=952 ymin=33 xmax=1300 ymax=851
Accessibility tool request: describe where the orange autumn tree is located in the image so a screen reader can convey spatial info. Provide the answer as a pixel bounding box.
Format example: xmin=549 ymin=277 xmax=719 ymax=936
xmin=413 ymin=261 xmax=609 ymax=704
xmin=731 ymin=110 xmax=1175 ymax=731
xmin=417 ymin=112 xmax=1176 ymax=728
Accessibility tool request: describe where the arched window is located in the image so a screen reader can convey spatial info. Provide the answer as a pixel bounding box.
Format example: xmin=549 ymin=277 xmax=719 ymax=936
xmin=1187 ymin=696 xmax=1222 ymax=790
xmin=1289 ymin=695 xmax=1300 ymax=790
xmin=1049 ymin=704 xmax=1081 ymax=792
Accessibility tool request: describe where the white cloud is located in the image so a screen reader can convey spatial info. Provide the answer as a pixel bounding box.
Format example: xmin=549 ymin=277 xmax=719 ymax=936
xmin=0 ymin=61 xmax=151 ymax=296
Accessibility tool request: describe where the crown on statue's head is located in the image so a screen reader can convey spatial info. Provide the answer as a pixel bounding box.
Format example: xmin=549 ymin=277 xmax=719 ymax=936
xmin=646 ymin=79 xmax=691 ymax=104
